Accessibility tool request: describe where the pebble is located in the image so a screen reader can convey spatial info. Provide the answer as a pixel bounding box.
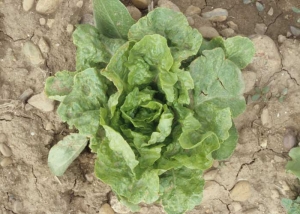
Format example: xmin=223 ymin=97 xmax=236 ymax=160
xmin=36 ymin=0 xmax=60 ymax=15
xmin=12 ymin=200 xmax=23 ymax=213
xmin=187 ymin=16 xmax=194 ymax=26
xmin=197 ymin=26 xmax=220 ymax=39
xmin=76 ymin=1 xmax=83 ymax=8
xmin=22 ymin=41 xmax=45 ymax=65
xmin=23 ymin=0 xmax=34 ymax=11
xmin=283 ymin=128 xmax=297 ymax=150
xmin=66 ymin=24 xmax=74 ymax=33
xmin=231 ymin=202 xmax=242 ymax=212
xmin=278 ymin=35 xmax=287 ymax=43
xmin=268 ymin=7 xmax=274 ymax=16
xmin=0 ymin=143 xmax=12 ymax=157
xmin=38 ymin=37 xmax=50 ymax=53
xmin=47 ymin=19 xmax=55 ymax=28
xmin=110 ymin=194 xmax=130 ymax=214
xmin=290 ymin=26 xmax=300 ymax=37
xmin=80 ymin=14 xmax=94 ymax=25
xmin=85 ymin=173 xmax=94 ymax=182
xmin=261 ymin=107 xmax=272 ymax=128
xmin=243 ymin=0 xmax=252 ymax=4
xmin=256 ymin=2 xmax=265 ymax=12
xmin=45 ymin=122 xmax=54 ymax=131
xmin=27 ymin=91 xmax=55 ymax=112
xmin=255 ymin=23 xmax=267 ymax=35
xmin=220 ymin=28 xmax=235 ymax=37
xmin=131 ymin=0 xmax=148 ymax=10
xmin=99 ymin=203 xmax=115 ymax=214
xmin=242 ymin=71 xmax=256 ymax=93
xmin=230 ymin=181 xmax=252 ymax=202
xmin=227 ymin=21 xmax=238 ymax=31
xmin=260 ymin=138 xmax=268 ymax=148
xmin=1 ymin=157 xmax=13 ymax=167
xmin=126 ymin=6 xmax=142 ymax=21
xmin=0 ymin=133 xmax=7 ymax=144
xmin=158 ymin=0 xmax=180 ymax=12
xmin=185 ymin=5 xmax=201 ymax=16
xmin=39 ymin=18 xmax=46 ymax=26
xmin=286 ymin=31 xmax=292 ymax=37
xmin=201 ymin=8 xmax=228 ymax=22
xmin=19 ymin=88 xmax=34 ymax=102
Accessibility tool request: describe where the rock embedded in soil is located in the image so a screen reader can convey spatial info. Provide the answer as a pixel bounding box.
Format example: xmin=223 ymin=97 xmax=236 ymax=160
xmin=99 ymin=203 xmax=114 ymax=214
xmin=283 ymin=128 xmax=297 ymax=150
xmin=76 ymin=1 xmax=83 ymax=8
xmin=46 ymin=19 xmax=55 ymax=28
xmin=201 ymin=8 xmax=228 ymax=22
xmin=255 ymin=23 xmax=267 ymax=35
xmin=110 ymin=194 xmax=130 ymax=214
xmin=290 ymin=26 xmax=300 ymax=37
xmin=278 ymin=35 xmax=287 ymax=43
xmin=131 ymin=0 xmax=148 ymax=10
xmin=19 ymin=88 xmax=34 ymax=102
xmin=23 ymin=0 xmax=35 ymax=11
xmin=242 ymin=71 xmax=256 ymax=93
xmin=27 ymin=91 xmax=55 ymax=112
xmin=1 ymin=157 xmax=13 ymax=167
xmin=230 ymin=181 xmax=252 ymax=202
xmin=256 ymin=2 xmax=264 ymax=12
xmin=186 ymin=16 xmax=194 ymax=26
xmin=185 ymin=5 xmax=201 ymax=16
xmin=220 ymin=28 xmax=235 ymax=37
xmin=0 ymin=133 xmax=7 ymax=144
xmin=268 ymin=7 xmax=274 ymax=16
xmin=158 ymin=0 xmax=180 ymax=12
xmin=66 ymin=24 xmax=74 ymax=33
xmin=38 ymin=37 xmax=50 ymax=53
xmin=0 ymin=143 xmax=13 ymax=157
xmin=261 ymin=107 xmax=272 ymax=128
xmin=227 ymin=21 xmax=238 ymax=31
xmin=126 ymin=6 xmax=142 ymax=21
xmin=23 ymin=41 xmax=45 ymax=65
xmin=39 ymin=18 xmax=46 ymax=26
xmin=36 ymin=0 xmax=60 ymax=15
xmin=197 ymin=26 xmax=219 ymax=39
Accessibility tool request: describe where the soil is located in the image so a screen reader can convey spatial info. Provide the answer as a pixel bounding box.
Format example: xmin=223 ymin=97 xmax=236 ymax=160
xmin=0 ymin=0 xmax=300 ymax=214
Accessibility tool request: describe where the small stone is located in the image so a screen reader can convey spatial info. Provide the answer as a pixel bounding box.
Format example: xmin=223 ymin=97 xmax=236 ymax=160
xmin=203 ymin=169 xmax=218 ymax=180
xmin=197 ymin=26 xmax=219 ymax=39
xmin=126 ymin=6 xmax=142 ymax=21
xmin=47 ymin=19 xmax=55 ymax=28
xmin=271 ymin=189 xmax=280 ymax=199
xmin=201 ymin=8 xmax=228 ymax=22
xmin=12 ymin=201 xmax=23 ymax=213
xmin=39 ymin=18 xmax=46 ymax=26
xmin=261 ymin=107 xmax=272 ymax=128
xmin=99 ymin=203 xmax=114 ymax=214
xmin=283 ymin=128 xmax=297 ymax=150
xmin=38 ymin=37 xmax=50 ymax=53
xmin=19 ymin=88 xmax=34 ymax=102
xmin=231 ymin=202 xmax=242 ymax=212
xmin=255 ymin=23 xmax=267 ymax=35
xmin=268 ymin=7 xmax=274 ymax=16
xmin=227 ymin=21 xmax=238 ymax=31
xmin=220 ymin=28 xmax=235 ymax=37
xmin=278 ymin=35 xmax=287 ymax=43
xmin=45 ymin=122 xmax=54 ymax=131
xmin=36 ymin=0 xmax=60 ymax=15
xmin=0 ymin=133 xmax=7 ymax=144
xmin=80 ymin=14 xmax=94 ymax=25
xmin=230 ymin=181 xmax=252 ymax=202
xmin=256 ymin=2 xmax=265 ymax=12
xmin=66 ymin=24 xmax=74 ymax=33
xmin=213 ymin=160 xmax=219 ymax=168
xmin=260 ymin=139 xmax=268 ymax=148
xmin=287 ymin=31 xmax=292 ymax=37
xmin=85 ymin=173 xmax=94 ymax=182
xmin=186 ymin=16 xmax=194 ymax=26
xmin=290 ymin=26 xmax=300 ymax=37
xmin=27 ymin=91 xmax=55 ymax=112
xmin=274 ymin=155 xmax=284 ymax=162
xmin=0 ymin=143 xmax=12 ymax=157
xmin=281 ymin=181 xmax=290 ymax=191
xmin=131 ymin=0 xmax=148 ymax=10
xmin=76 ymin=1 xmax=83 ymax=8
xmin=242 ymin=71 xmax=256 ymax=93
xmin=0 ymin=157 xmax=13 ymax=167
xmin=185 ymin=5 xmax=201 ymax=16
xmin=22 ymin=41 xmax=44 ymax=65
xmin=110 ymin=194 xmax=130 ymax=214
xmin=158 ymin=0 xmax=180 ymax=12
xmin=23 ymin=0 xmax=35 ymax=11
xmin=243 ymin=0 xmax=252 ymax=4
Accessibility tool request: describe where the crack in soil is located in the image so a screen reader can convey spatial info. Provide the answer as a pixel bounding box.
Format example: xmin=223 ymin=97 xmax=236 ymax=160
xmin=216 ymin=199 xmax=231 ymax=214
xmin=284 ymin=69 xmax=300 ymax=86
xmin=31 ymin=165 xmax=43 ymax=198
xmin=0 ymin=30 xmax=33 ymax=43
xmin=266 ymin=12 xmax=283 ymax=33
xmin=235 ymin=158 xmax=257 ymax=180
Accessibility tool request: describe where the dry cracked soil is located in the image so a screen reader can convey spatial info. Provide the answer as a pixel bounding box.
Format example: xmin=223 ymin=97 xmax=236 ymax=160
xmin=0 ymin=0 xmax=300 ymax=214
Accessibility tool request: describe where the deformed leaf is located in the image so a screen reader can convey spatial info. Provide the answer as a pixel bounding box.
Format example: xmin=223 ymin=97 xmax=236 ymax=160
xmin=251 ymin=94 xmax=261 ymax=101
xmin=286 ymin=147 xmax=300 ymax=179
xmin=282 ymin=197 xmax=300 ymax=214
xmin=48 ymin=133 xmax=88 ymax=176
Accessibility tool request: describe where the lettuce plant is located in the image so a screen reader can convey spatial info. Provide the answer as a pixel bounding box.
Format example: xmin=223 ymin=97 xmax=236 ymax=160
xmin=45 ymin=0 xmax=255 ymax=213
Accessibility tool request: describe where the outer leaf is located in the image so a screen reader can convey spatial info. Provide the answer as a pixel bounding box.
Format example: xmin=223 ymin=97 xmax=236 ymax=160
xmin=128 ymin=8 xmax=202 ymax=62
xmin=48 ymin=134 xmax=88 ymax=176
xmin=175 ymin=69 xmax=194 ymax=104
xmin=45 ymin=70 xmax=77 ymax=101
xmin=286 ymin=147 xmax=300 ymax=179
xmin=212 ymin=124 xmax=238 ymax=160
xmin=282 ymin=197 xmax=300 ymax=214
xmin=189 ymin=48 xmax=246 ymax=117
xmin=57 ymin=68 xmax=107 ymax=137
xmin=160 ymin=168 xmax=204 ymax=214
xmin=73 ymin=24 xmax=125 ymax=71
xmin=93 ymin=0 xmax=135 ymax=39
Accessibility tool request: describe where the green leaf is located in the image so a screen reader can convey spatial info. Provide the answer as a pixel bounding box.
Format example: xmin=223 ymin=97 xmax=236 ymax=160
xmin=189 ymin=47 xmax=246 ymax=118
xmin=93 ymin=0 xmax=135 ymax=39
xmin=292 ymin=7 xmax=300 ymax=13
xmin=45 ymin=70 xmax=77 ymax=101
xmin=198 ymin=37 xmax=224 ymax=54
xmin=251 ymin=94 xmax=261 ymax=101
xmin=57 ymin=68 xmax=107 ymax=137
xmin=160 ymin=168 xmax=204 ymax=214
xmin=48 ymin=134 xmax=88 ymax=176
xmin=175 ymin=69 xmax=194 ymax=104
xmin=286 ymin=147 xmax=300 ymax=179
xmin=212 ymin=124 xmax=238 ymax=160
xmin=128 ymin=8 xmax=202 ymax=62
xmin=282 ymin=197 xmax=300 ymax=214
xmin=223 ymin=36 xmax=255 ymax=69
xmin=73 ymin=24 xmax=125 ymax=71
xmin=262 ymin=86 xmax=270 ymax=94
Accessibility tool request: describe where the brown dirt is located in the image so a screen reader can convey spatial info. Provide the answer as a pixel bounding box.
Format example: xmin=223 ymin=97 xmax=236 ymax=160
xmin=1 ymin=0 xmax=300 ymax=214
